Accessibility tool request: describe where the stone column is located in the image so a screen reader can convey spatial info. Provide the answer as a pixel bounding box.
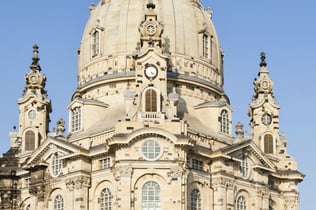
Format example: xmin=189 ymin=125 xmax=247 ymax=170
xmin=66 ymin=176 xmax=90 ymax=210
xmin=113 ymin=166 xmax=133 ymax=210
xmin=212 ymin=177 xmax=227 ymax=210
xmin=226 ymin=181 xmax=235 ymax=210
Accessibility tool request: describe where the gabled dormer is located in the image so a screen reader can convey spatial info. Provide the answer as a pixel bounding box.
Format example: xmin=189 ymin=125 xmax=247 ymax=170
xmin=248 ymin=52 xmax=281 ymax=154
xmin=17 ymin=45 xmax=52 ymax=154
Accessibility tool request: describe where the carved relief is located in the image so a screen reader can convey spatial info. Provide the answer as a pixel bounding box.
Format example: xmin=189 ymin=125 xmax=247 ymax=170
xmin=167 ymin=166 xmax=184 ymax=183
xmin=113 ymin=166 xmax=133 ymax=181
xmin=65 ymin=176 xmax=91 ymax=191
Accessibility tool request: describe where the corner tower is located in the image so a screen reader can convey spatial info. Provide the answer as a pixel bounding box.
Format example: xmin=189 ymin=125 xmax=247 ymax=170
xmin=248 ymin=52 xmax=281 ymax=153
xmin=15 ymin=45 xmax=52 ymax=155
xmin=248 ymin=53 xmax=304 ymax=210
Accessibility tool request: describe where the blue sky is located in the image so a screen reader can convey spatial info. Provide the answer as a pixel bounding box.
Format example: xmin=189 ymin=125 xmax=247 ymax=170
xmin=0 ymin=1 xmax=314 ymax=209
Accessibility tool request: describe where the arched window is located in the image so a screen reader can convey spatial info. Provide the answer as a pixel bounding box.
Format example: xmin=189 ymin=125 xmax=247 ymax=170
xmin=220 ymin=110 xmax=230 ymax=134
xmin=51 ymin=153 xmax=62 ymax=177
xmin=191 ymin=189 xmax=201 ymax=210
xmin=202 ymin=34 xmax=209 ymax=58
xmin=92 ymin=30 xmax=100 ymax=57
xmin=145 ymin=89 xmax=157 ymax=112
xmin=264 ymin=134 xmax=274 ymax=154
xmin=100 ymin=188 xmax=112 ymax=210
xmin=71 ymin=107 xmax=81 ymax=132
xmin=25 ymin=130 xmax=35 ymax=150
xmin=236 ymin=196 xmax=246 ymax=210
xmin=142 ymin=181 xmax=160 ymax=210
xmin=54 ymin=195 xmax=64 ymax=210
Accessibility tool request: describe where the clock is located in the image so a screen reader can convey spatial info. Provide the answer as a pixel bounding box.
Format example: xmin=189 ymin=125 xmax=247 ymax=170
xmin=261 ymin=80 xmax=269 ymax=89
xmin=262 ymin=113 xmax=272 ymax=125
xmin=146 ymin=24 xmax=156 ymax=35
xmin=145 ymin=65 xmax=158 ymax=79
xmin=29 ymin=74 xmax=38 ymax=84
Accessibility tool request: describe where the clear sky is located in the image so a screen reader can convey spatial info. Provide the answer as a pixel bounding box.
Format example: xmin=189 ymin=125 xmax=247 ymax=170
xmin=0 ymin=1 xmax=314 ymax=209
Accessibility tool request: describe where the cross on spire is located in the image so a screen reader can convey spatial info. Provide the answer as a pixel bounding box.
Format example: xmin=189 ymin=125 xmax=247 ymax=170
xmin=259 ymin=51 xmax=267 ymax=67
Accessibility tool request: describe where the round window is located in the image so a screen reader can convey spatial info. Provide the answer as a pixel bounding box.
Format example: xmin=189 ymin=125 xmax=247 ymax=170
xmin=141 ymin=139 xmax=161 ymax=160
xmin=28 ymin=109 xmax=37 ymax=120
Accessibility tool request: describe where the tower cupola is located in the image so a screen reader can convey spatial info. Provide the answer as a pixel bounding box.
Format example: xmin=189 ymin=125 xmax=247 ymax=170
xmin=17 ymin=45 xmax=52 ymax=156
xmin=248 ymin=52 xmax=281 ymax=154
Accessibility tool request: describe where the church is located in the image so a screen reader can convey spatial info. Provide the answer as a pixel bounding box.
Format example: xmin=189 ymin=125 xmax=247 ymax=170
xmin=0 ymin=0 xmax=304 ymax=209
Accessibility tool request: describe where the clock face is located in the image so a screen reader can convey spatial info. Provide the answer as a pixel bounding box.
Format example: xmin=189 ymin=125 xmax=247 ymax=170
xmin=261 ymin=80 xmax=269 ymax=89
xmin=29 ymin=75 xmax=38 ymax=84
xmin=262 ymin=113 xmax=272 ymax=125
xmin=146 ymin=24 xmax=156 ymax=35
xmin=145 ymin=66 xmax=158 ymax=79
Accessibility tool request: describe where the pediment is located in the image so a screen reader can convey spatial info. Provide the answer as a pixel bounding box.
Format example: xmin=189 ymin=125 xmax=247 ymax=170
xmin=110 ymin=127 xmax=191 ymax=146
xmin=212 ymin=140 xmax=276 ymax=172
xmin=23 ymin=137 xmax=89 ymax=168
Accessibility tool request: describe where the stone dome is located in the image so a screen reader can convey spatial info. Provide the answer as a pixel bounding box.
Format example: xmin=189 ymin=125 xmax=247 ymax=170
xmin=72 ymin=0 xmax=229 ymax=136
xmin=78 ymin=0 xmax=223 ymax=91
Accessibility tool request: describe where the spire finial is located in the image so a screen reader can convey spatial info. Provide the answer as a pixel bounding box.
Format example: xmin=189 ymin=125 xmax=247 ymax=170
xmin=147 ymin=0 xmax=156 ymax=9
xmin=32 ymin=44 xmax=40 ymax=65
xmin=260 ymin=51 xmax=267 ymax=67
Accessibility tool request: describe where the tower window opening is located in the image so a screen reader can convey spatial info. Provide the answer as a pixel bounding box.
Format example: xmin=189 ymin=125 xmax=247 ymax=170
xmin=264 ymin=134 xmax=274 ymax=154
xmin=71 ymin=107 xmax=81 ymax=132
xmin=145 ymin=89 xmax=157 ymax=112
xmin=25 ymin=130 xmax=35 ymax=150
xmin=92 ymin=30 xmax=100 ymax=57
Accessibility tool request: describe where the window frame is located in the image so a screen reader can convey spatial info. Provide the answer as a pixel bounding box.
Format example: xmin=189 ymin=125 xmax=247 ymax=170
xmin=54 ymin=195 xmax=64 ymax=210
xmin=264 ymin=134 xmax=274 ymax=154
xmin=220 ymin=109 xmax=230 ymax=135
xmin=71 ymin=106 xmax=82 ymax=132
xmin=191 ymin=159 xmax=203 ymax=171
xmin=141 ymin=139 xmax=161 ymax=161
xmin=51 ymin=153 xmax=62 ymax=177
xmin=202 ymin=34 xmax=209 ymax=58
xmin=100 ymin=188 xmax=112 ymax=210
xmin=239 ymin=156 xmax=249 ymax=178
xmin=142 ymin=181 xmax=160 ymax=210
xmin=25 ymin=130 xmax=35 ymax=151
xmin=145 ymin=89 xmax=158 ymax=112
xmin=191 ymin=189 xmax=201 ymax=210
xmin=92 ymin=30 xmax=100 ymax=57
xmin=100 ymin=157 xmax=111 ymax=170
xmin=236 ymin=195 xmax=247 ymax=210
